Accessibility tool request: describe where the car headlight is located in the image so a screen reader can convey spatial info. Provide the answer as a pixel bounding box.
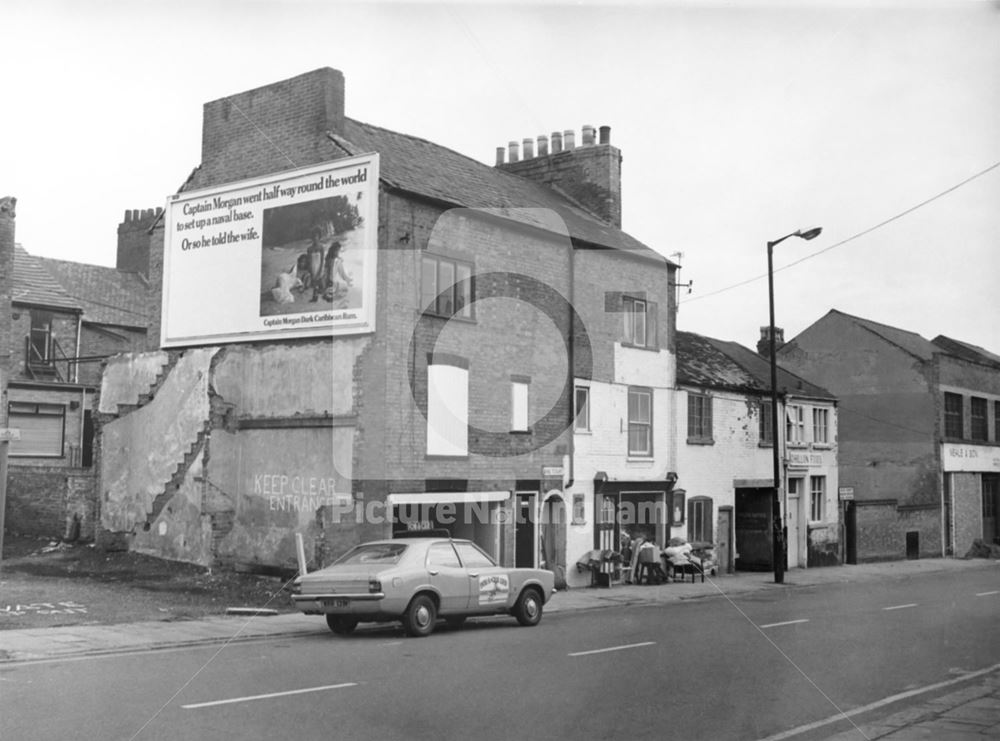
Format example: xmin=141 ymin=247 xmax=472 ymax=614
xmin=368 ymin=578 xmax=382 ymax=594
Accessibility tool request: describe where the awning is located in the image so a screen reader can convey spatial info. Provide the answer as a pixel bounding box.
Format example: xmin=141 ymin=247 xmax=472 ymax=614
xmin=387 ymin=491 xmax=511 ymax=506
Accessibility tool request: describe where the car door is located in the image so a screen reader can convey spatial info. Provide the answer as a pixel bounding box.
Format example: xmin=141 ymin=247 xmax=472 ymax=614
xmin=425 ymin=541 xmax=470 ymax=614
xmin=453 ymin=541 xmax=511 ymax=613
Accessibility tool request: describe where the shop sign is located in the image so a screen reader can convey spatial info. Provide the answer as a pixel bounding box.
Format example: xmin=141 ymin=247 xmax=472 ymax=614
xmin=838 ymin=486 xmax=855 ymax=500
xmin=941 ymin=443 xmax=1000 ymax=473
xmin=787 ymin=451 xmax=822 ymax=467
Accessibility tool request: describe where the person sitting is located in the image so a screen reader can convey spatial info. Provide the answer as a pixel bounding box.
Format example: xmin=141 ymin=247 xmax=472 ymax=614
xmin=636 ymin=536 xmax=660 ymax=584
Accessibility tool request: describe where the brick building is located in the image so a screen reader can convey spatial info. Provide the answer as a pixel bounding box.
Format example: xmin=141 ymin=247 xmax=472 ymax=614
xmin=96 ymin=68 xmax=676 ymax=586
xmin=675 ymin=331 xmax=839 ymax=573
xmin=778 ymin=309 xmax=1000 ymax=562
xmin=0 ymin=202 xmax=153 ymax=541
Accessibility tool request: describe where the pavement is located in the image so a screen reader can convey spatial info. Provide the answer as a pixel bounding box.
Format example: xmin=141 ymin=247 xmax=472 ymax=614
xmin=1 ymin=556 xmax=998 ymax=740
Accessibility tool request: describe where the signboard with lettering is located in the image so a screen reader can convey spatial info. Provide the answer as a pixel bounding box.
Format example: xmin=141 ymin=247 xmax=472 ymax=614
xmin=161 ymin=155 xmax=379 ymax=347
xmin=941 ymin=443 xmax=1000 ymax=473
xmin=787 ymin=451 xmax=823 ymax=467
xmin=838 ymin=486 xmax=855 ymax=500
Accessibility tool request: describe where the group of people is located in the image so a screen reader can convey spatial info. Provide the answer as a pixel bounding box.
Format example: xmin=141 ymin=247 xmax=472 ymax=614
xmin=619 ymin=531 xmax=714 ymax=584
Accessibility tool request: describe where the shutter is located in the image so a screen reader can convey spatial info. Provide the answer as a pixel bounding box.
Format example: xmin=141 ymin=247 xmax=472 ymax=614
xmin=9 ymin=408 xmax=64 ymax=457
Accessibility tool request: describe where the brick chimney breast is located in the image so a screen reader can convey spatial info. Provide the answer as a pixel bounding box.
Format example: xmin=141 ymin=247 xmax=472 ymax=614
xmin=496 ymin=125 xmax=622 ymax=228
xmin=196 ymin=67 xmax=346 ymax=190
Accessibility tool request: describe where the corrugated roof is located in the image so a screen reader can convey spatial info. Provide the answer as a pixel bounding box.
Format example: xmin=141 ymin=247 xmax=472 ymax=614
xmin=676 ymin=330 xmax=835 ymax=400
xmin=11 ymin=245 xmax=81 ymax=312
xmin=339 ymin=119 xmax=668 ymax=263
xmin=37 ymin=256 xmax=150 ymax=329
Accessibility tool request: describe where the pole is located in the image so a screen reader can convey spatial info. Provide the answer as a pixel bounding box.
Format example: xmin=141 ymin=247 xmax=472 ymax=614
xmin=767 ymin=240 xmax=785 ymax=584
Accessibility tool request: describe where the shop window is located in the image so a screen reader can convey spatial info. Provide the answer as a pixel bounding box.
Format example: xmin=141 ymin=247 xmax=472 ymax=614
xmin=810 ymin=476 xmax=826 ymax=522
xmin=572 ymin=494 xmax=586 ymax=525
xmin=944 ymin=392 xmax=963 ymax=438
xmin=628 ymin=387 xmax=652 ymax=456
xmin=687 ymin=393 xmax=713 ymax=443
xmin=786 ymin=405 xmax=805 ymax=445
xmin=813 ymin=408 xmax=829 ymax=444
xmin=421 ymin=254 xmax=473 ymax=319
xmin=426 ymin=360 xmax=468 ymax=456
xmin=687 ymin=496 xmax=713 ymax=543
xmin=574 ymin=386 xmax=590 ymax=431
xmin=970 ymin=397 xmax=988 ymax=441
xmin=8 ymin=402 xmax=65 ymax=458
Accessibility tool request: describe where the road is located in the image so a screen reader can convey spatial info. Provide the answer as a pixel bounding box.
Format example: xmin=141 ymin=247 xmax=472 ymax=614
xmin=1 ymin=568 xmax=997 ymax=740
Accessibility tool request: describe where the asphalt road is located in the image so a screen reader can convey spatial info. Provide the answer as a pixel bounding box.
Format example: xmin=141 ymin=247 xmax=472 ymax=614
xmin=1 ymin=568 xmax=997 ymax=741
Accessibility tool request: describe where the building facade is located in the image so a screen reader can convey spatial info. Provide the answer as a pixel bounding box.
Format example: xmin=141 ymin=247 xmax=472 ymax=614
xmin=675 ymin=331 xmax=839 ymax=573
xmin=95 ymin=68 xmax=676 ymax=588
xmin=778 ymin=309 xmax=1000 ymax=562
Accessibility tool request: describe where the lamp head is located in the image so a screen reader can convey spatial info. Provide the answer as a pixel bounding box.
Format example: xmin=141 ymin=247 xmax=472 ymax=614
xmin=796 ymin=227 xmax=823 ymax=241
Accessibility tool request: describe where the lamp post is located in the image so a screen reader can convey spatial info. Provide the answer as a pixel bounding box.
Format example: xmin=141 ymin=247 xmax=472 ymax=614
xmin=767 ymin=226 xmax=822 ymax=584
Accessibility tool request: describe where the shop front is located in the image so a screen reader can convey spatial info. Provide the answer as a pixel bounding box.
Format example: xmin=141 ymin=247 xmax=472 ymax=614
xmin=388 ymin=491 xmax=510 ymax=563
xmin=942 ymin=442 xmax=1000 ymax=554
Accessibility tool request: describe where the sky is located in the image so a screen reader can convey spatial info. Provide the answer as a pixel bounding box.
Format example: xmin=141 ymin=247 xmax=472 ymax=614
xmin=4 ymin=0 xmax=999 ymax=352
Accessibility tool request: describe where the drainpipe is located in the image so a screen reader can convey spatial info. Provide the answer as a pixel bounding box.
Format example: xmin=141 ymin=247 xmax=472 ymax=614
xmin=566 ymin=239 xmax=575 ymax=491
xmin=74 ymin=313 xmax=82 ymax=384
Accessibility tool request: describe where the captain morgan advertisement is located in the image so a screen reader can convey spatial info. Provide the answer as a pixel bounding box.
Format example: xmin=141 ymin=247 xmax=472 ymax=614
xmin=161 ymin=154 xmax=379 ymax=347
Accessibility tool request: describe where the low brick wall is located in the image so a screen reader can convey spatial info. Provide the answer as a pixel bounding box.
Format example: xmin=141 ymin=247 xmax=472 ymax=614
xmin=5 ymin=466 xmax=97 ymax=541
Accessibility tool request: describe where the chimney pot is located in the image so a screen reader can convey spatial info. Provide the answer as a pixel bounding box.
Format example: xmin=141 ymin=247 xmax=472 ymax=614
xmin=581 ymin=125 xmax=596 ymax=146
xmin=537 ymin=135 xmax=549 ymax=156
xmin=563 ymin=129 xmax=576 ymax=150
xmin=551 ymin=131 xmax=563 ymax=154
xmin=508 ymin=140 xmax=520 ymax=163
xmin=495 ymin=146 xmax=506 ymax=166
xmin=599 ymin=125 xmax=611 ymax=145
xmin=757 ymin=326 xmax=786 ymax=356
xmin=522 ymin=137 xmax=534 ymax=159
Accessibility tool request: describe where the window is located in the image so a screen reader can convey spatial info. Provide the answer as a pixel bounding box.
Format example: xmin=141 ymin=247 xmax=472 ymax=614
xmin=426 ymin=542 xmax=461 ymax=568
xmin=813 ymin=408 xmax=829 ymax=444
xmin=421 ymin=254 xmax=473 ymax=319
xmin=426 ymin=361 xmax=468 ymax=456
xmin=687 ymin=496 xmax=713 ymax=543
xmin=759 ymin=400 xmax=773 ymax=445
xmin=454 ymin=541 xmax=496 ymax=568
xmin=511 ymin=379 xmax=529 ymax=432
xmin=810 ymin=476 xmax=826 ymax=522
xmin=970 ymin=397 xmax=988 ymax=442
xmin=995 ymin=401 xmax=1000 ymax=443
xmin=574 ymin=386 xmax=590 ymax=431
xmin=687 ymin=393 xmax=712 ymax=443
xmin=944 ymin=392 xmax=963 ymax=438
xmin=8 ymin=402 xmax=65 ymax=457
xmin=622 ymin=295 xmax=657 ymax=349
xmin=28 ymin=310 xmax=54 ymax=365
xmin=786 ymin=404 xmax=805 ymax=444
xmin=628 ymin=387 xmax=653 ymax=456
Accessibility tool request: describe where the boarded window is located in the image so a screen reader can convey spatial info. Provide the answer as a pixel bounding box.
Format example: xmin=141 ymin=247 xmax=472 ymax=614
xmin=8 ymin=402 xmax=65 ymax=457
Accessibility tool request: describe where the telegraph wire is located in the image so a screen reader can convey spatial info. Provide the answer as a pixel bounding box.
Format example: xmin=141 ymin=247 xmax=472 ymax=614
xmin=681 ymin=160 xmax=1000 ymax=306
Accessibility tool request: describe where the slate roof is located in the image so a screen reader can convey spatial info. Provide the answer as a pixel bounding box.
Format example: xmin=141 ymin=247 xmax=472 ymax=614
xmin=11 ymin=245 xmax=81 ymax=313
xmin=37 ymin=256 xmax=150 ymax=330
xmin=932 ymin=335 xmax=1000 ymax=368
xmin=827 ymin=309 xmax=938 ymax=361
xmin=338 ymin=119 xmax=669 ymax=264
xmin=676 ymin=330 xmax=835 ymax=400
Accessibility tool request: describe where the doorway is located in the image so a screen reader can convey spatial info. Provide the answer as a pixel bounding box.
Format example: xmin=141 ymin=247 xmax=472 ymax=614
xmin=515 ymin=492 xmax=537 ymax=568
xmin=735 ymin=487 xmax=773 ymax=571
xmin=844 ymin=501 xmax=857 ymax=564
xmin=983 ymin=474 xmax=999 ymax=545
xmin=540 ymin=494 xmax=567 ymax=589
xmin=718 ymin=507 xmax=733 ymax=574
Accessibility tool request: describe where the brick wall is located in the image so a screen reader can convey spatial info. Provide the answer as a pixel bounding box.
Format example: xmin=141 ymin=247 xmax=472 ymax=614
xmin=116 ymin=208 xmax=161 ymax=277
xmin=952 ymin=471 xmax=982 ymax=555
xmin=9 ymin=309 xmax=79 ymax=383
xmin=854 ymin=500 xmax=900 ymax=562
xmin=5 ymin=466 xmax=96 ymax=540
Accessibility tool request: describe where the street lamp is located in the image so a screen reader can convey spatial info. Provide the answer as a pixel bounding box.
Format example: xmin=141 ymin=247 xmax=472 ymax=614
xmin=767 ymin=226 xmax=822 ymax=584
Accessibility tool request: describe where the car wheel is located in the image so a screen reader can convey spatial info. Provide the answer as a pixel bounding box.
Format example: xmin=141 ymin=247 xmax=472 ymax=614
xmin=326 ymin=615 xmax=359 ymax=635
xmin=402 ymin=594 xmax=437 ymax=637
xmin=444 ymin=615 xmax=467 ymax=630
xmin=513 ymin=587 xmax=543 ymax=627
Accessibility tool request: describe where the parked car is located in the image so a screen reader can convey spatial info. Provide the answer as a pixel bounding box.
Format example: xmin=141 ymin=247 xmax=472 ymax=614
xmin=291 ymin=537 xmax=556 ymax=637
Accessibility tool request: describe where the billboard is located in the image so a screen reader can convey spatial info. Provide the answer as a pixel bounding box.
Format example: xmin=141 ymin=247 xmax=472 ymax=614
xmin=161 ymin=154 xmax=379 ymax=346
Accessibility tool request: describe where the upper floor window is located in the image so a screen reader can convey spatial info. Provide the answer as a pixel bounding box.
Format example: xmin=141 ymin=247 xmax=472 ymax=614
xmin=944 ymin=392 xmax=963 ymax=439
xmin=574 ymin=385 xmax=590 ymax=432
xmin=8 ymin=402 xmax=65 ymax=458
xmin=426 ymin=359 xmax=468 ymax=457
xmin=759 ymin=400 xmax=773 ymax=445
xmin=421 ymin=254 xmax=473 ymax=319
xmin=786 ymin=405 xmax=805 ymax=444
xmin=628 ymin=387 xmax=653 ymax=456
xmin=687 ymin=393 xmax=713 ymax=443
xmin=995 ymin=401 xmax=1000 ymax=443
xmin=622 ymin=295 xmax=657 ymax=349
xmin=970 ymin=397 xmax=988 ymax=442
xmin=812 ymin=408 xmax=829 ymax=444
xmin=511 ymin=378 xmax=529 ymax=432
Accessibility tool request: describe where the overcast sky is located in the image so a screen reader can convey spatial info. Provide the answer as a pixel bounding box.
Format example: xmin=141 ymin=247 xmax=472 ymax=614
xmin=4 ymin=0 xmax=998 ymax=352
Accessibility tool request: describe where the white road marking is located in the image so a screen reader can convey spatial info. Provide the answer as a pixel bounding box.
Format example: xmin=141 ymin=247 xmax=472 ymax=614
xmin=569 ymin=641 xmax=655 ymax=657
xmin=975 ymin=591 xmax=999 ymax=597
xmin=758 ymin=662 xmax=1000 ymax=741
xmin=181 ymin=682 xmax=357 ymax=709
xmin=882 ymin=603 xmax=918 ymax=611
xmin=759 ymin=619 xmax=810 ymax=629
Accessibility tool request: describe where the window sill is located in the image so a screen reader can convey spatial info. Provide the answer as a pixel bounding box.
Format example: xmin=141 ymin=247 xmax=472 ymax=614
xmin=574 ymin=429 xmax=592 ymax=435
xmin=758 ymin=441 xmax=774 ymax=448
xmin=620 ymin=342 xmax=660 ymax=353
xmin=812 ymin=443 xmax=832 ymax=450
xmin=424 ymin=454 xmax=469 ymax=461
xmin=786 ymin=442 xmax=808 ymax=449
xmin=416 ymin=310 xmax=476 ymax=324
xmin=626 ymin=455 xmax=654 ymax=462
xmin=509 ymin=429 xmax=532 ymax=436
xmin=686 ymin=438 xmax=715 ymax=446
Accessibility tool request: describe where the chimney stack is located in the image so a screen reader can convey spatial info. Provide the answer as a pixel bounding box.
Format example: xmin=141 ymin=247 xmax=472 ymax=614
xmin=495 ymin=125 xmax=623 ymax=228
xmin=495 ymin=146 xmax=505 ymax=166
xmin=757 ymin=326 xmax=786 ymax=356
xmin=117 ymin=207 xmax=162 ymax=277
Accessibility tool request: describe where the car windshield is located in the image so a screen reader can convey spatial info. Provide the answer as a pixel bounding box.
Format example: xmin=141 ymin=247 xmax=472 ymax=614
xmin=333 ymin=543 xmax=408 ymax=565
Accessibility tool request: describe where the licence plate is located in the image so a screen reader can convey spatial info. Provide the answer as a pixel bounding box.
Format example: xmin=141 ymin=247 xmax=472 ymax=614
xmin=322 ymin=599 xmax=349 ymax=608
